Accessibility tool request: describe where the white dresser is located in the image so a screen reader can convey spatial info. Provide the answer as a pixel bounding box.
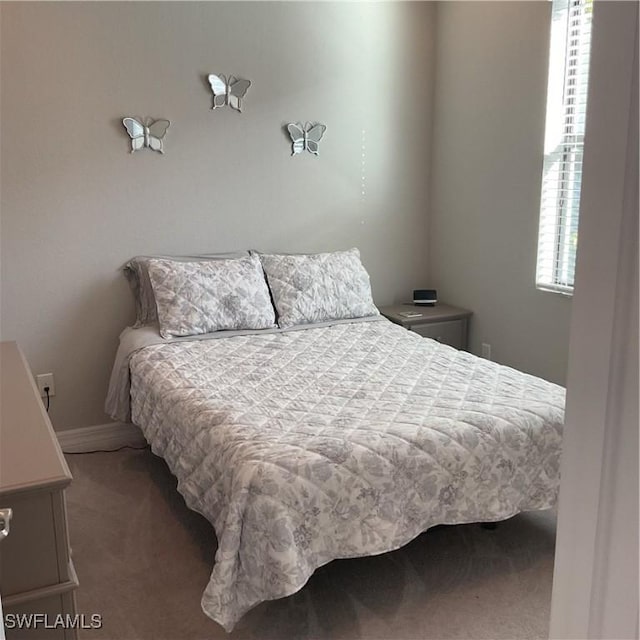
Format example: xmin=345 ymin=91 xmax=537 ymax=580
xmin=0 ymin=342 xmax=79 ymax=639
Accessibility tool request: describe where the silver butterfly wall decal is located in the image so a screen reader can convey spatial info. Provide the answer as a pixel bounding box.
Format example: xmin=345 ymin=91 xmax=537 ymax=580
xmin=207 ymin=74 xmax=251 ymax=112
xmin=287 ymin=122 xmax=327 ymax=156
xmin=122 ymin=117 xmax=171 ymax=154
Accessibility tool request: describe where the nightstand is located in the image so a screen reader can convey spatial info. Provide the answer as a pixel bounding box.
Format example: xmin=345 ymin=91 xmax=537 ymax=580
xmin=379 ymin=303 xmax=472 ymax=350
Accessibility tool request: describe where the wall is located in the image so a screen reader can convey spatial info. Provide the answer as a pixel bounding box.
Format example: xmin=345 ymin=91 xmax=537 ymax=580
xmin=0 ymin=2 xmax=436 ymax=430
xmin=430 ymin=2 xmax=571 ymax=385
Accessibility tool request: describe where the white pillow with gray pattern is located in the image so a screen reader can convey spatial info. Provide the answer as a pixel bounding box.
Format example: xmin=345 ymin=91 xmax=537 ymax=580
xmin=124 ymin=251 xmax=249 ymax=327
xmin=147 ymin=255 xmax=276 ymax=338
xmin=258 ymin=248 xmax=379 ymax=329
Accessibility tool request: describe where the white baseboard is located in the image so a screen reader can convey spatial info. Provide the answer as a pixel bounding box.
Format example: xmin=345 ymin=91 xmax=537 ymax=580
xmin=56 ymin=422 xmax=146 ymax=453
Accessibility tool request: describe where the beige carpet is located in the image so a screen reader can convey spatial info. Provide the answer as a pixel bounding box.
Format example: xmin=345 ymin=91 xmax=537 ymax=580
xmin=65 ymin=448 xmax=555 ymax=640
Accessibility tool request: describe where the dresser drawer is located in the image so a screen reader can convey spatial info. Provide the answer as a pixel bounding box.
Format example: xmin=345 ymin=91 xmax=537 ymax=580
xmin=4 ymin=590 xmax=78 ymax=640
xmin=412 ymin=319 xmax=465 ymax=349
xmin=0 ymin=490 xmax=70 ymax=596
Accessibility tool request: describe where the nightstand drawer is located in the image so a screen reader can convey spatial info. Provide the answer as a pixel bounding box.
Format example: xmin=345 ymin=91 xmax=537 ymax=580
xmin=412 ymin=320 xmax=464 ymax=349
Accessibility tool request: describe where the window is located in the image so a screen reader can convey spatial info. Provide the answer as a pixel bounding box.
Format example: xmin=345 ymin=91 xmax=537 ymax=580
xmin=536 ymin=0 xmax=593 ymax=294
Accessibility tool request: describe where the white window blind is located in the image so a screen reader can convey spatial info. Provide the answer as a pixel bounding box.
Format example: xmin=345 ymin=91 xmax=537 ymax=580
xmin=536 ymin=0 xmax=593 ymax=294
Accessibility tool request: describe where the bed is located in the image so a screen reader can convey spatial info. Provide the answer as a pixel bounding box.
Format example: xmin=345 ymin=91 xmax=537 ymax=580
xmin=106 ymin=249 xmax=564 ymax=631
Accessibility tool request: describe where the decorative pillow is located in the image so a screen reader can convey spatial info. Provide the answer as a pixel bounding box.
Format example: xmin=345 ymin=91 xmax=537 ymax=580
xmin=124 ymin=251 xmax=249 ymax=327
xmin=258 ymin=248 xmax=379 ymax=329
xmin=146 ymin=255 xmax=276 ymax=338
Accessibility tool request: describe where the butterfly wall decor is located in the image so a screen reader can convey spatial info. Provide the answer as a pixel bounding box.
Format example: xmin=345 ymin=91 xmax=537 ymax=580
xmin=122 ymin=117 xmax=171 ymax=154
xmin=286 ymin=122 xmax=327 ymax=156
xmin=208 ymin=74 xmax=251 ymax=112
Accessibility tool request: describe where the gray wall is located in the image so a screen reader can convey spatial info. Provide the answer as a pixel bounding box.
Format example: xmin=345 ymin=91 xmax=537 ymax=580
xmin=0 ymin=2 xmax=436 ymax=430
xmin=1 ymin=1 xmax=573 ymax=431
xmin=430 ymin=2 xmax=571 ymax=385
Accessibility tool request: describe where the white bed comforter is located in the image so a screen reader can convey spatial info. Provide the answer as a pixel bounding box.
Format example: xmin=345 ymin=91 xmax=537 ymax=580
xmin=127 ymin=319 xmax=564 ymax=631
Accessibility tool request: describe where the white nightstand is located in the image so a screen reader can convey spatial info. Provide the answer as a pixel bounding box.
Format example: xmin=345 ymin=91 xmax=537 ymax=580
xmin=379 ymin=303 xmax=472 ymax=350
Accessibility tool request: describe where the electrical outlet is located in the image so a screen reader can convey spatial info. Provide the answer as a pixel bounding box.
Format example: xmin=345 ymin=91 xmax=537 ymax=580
xmin=36 ymin=373 xmax=56 ymax=398
xmin=481 ymin=343 xmax=492 ymax=360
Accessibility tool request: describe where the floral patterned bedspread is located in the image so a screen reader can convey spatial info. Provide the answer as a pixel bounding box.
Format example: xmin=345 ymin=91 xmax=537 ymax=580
xmin=128 ymin=319 xmax=564 ymax=631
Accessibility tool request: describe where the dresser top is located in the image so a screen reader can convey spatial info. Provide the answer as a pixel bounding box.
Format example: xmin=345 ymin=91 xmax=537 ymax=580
xmin=0 ymin=341 xmax=71 ymax=497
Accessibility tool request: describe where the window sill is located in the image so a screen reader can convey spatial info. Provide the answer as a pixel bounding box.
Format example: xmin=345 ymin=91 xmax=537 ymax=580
xmin=536 ymin=284 xmax=574 ymax=297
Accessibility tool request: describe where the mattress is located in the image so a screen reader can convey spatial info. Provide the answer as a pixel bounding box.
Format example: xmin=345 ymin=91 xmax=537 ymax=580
xmin=126 ymin=318 xmax=564 ymax=631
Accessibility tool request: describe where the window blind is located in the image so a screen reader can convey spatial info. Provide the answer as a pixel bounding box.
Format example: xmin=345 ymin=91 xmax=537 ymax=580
xmin=536 ymin=0 xmax=593 ymax=294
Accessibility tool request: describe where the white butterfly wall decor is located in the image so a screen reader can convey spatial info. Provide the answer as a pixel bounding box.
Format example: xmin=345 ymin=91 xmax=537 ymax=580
xmin=287 ymin=122 xmax=327 ymax=156
xmin=207 ymin=74 xmax=251 ymax=112
xmin=122 ymin=117 xmax=171 ymax=154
